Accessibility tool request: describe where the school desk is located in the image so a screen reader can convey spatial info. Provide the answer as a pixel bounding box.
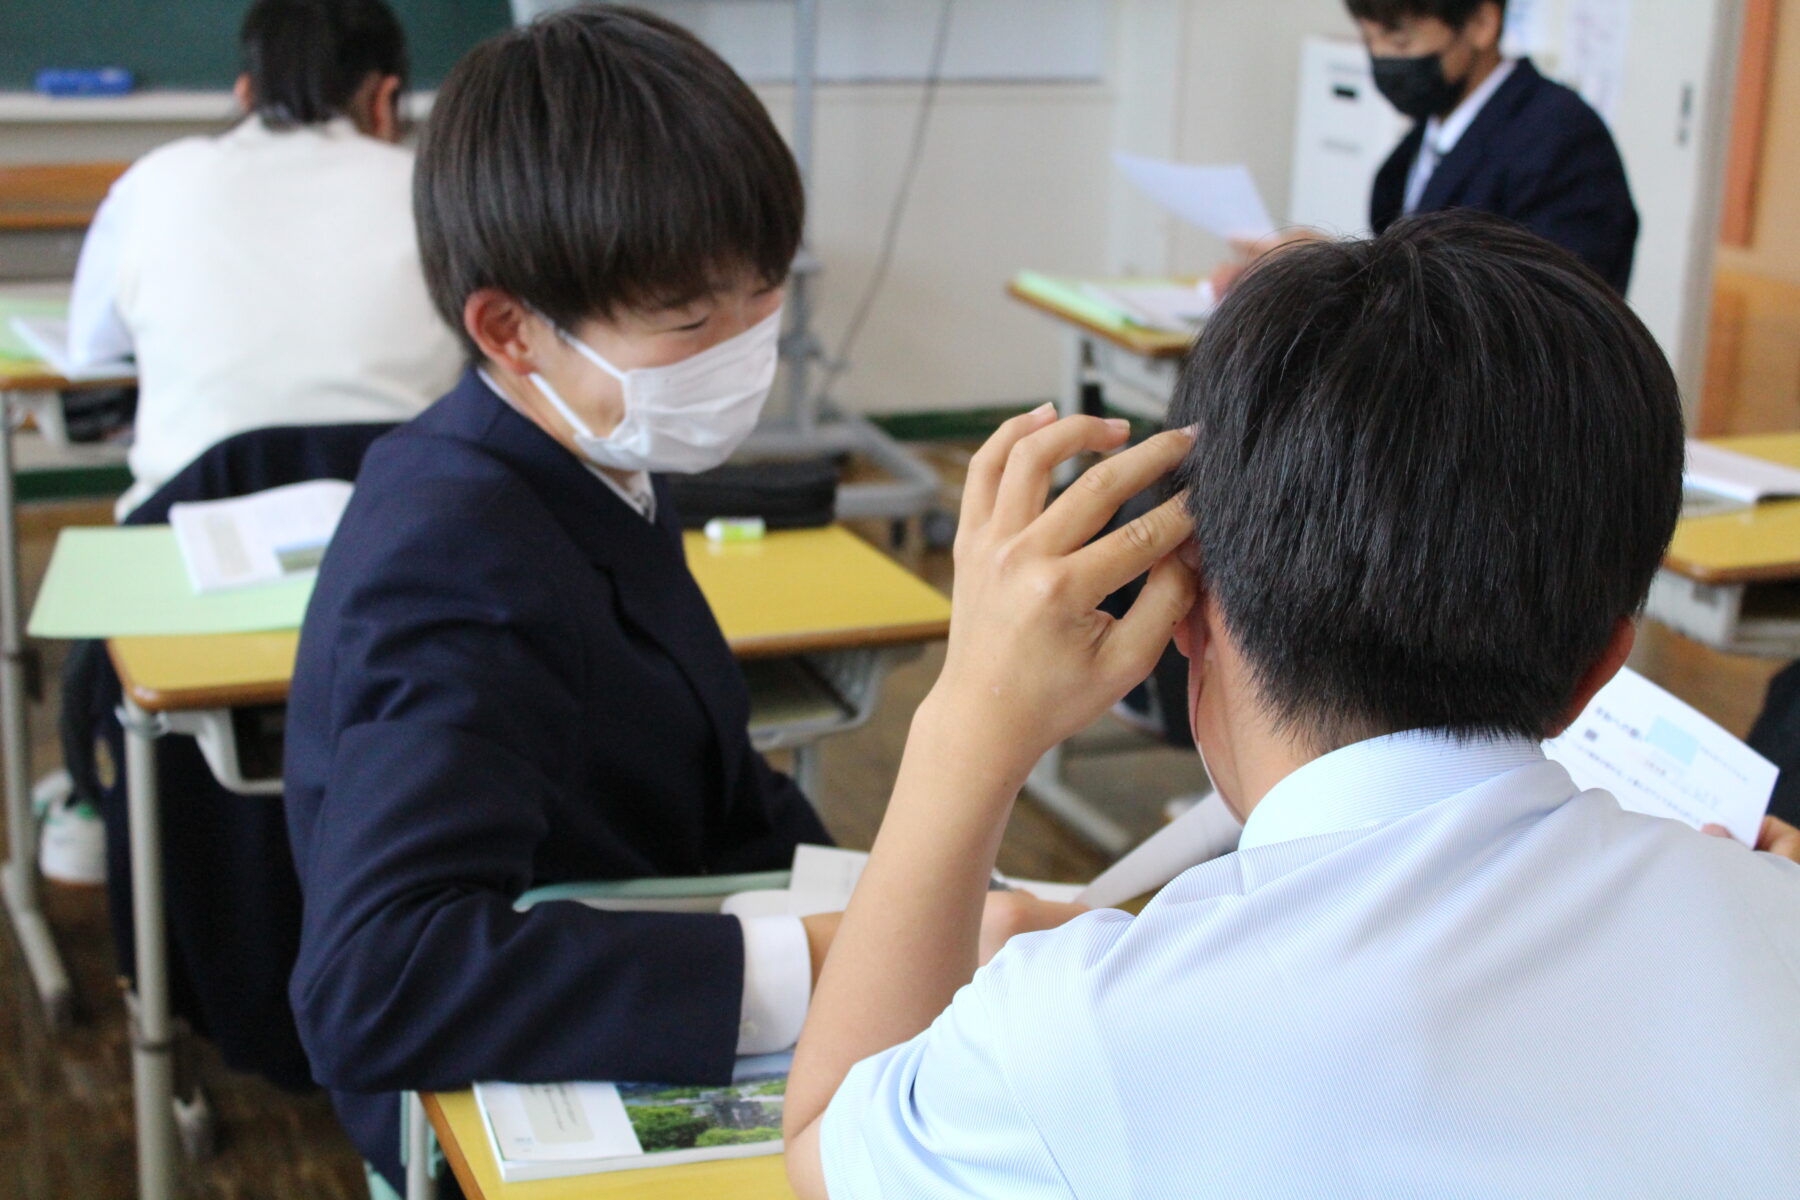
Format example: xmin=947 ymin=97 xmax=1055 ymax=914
xmin=88 ymin=524 xmax=947 ymax=1200
xmin=0 ymin=347 xmax=136 ymax=1036
xmin=1005 ymin=274 xmax=1194 ymax=426
xmin=1648 ymin=432 xmax=1800 ymax=655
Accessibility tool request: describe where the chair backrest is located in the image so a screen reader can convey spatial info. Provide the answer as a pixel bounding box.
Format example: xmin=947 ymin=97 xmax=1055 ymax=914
xmin=123 ymin=420 xmax=399 ymax=525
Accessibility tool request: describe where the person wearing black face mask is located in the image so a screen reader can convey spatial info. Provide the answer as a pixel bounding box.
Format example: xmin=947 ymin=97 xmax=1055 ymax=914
xmin=1213 ymin=0 xmax=1637 ymax=296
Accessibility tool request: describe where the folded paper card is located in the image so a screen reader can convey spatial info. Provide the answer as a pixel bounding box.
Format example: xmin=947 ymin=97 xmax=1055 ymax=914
xmin=28 ymin=526 xmax=313 ymax=638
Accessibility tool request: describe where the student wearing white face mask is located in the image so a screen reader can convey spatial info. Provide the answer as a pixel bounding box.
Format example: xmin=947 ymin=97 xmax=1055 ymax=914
xmin=283 ymin=11 xmax=1079 ymax=1192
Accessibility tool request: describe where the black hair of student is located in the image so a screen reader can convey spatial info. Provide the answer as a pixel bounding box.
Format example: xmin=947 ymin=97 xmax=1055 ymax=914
xmin=239 ymin=0 xmax=407 ymax=129
xmin=414 ymin=3 xmax=804 ymax=360
xmin=1345 ymin=0 xmax=1504 ymax=29
xmin=1168 ymin=210 xmax=1682 ymax=750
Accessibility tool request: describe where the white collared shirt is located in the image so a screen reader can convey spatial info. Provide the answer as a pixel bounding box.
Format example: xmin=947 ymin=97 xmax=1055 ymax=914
xmin=69 ymin=116 xmax=462 ymax=517
xmin=1403 ymin=57 xmax=1518 ymax=214
xmin=823 ymin=728 xmax=1800 ymax=1198
xmin=476 ymin=365 xmax=811 ymax=1055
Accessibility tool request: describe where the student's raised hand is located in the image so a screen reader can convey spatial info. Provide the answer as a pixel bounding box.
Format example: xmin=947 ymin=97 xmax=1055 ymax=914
xmin=1705 ymin=815 xmax=1800 ymax=863
xmin=930 ymin=408 xmax=1198 ymax=786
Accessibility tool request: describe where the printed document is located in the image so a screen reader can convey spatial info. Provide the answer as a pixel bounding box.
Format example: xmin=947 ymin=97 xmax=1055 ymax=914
xmin=169 ymin=479 xmax=353 ymax=594
xmin=1544 ymin=667 xmax=1776 ymax=847
xmin=1114 ymin=153 xmax=1276 ymax=242
xmin=477 ymin=1052 xmax=792 ymax=1182
xmin=1683 ymin=440 xmax=1800 ymax=506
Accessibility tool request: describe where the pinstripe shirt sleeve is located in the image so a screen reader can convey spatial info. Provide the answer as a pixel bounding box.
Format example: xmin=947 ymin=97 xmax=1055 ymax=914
xmin=819 ymin=964 xmax=1076 ymax=1200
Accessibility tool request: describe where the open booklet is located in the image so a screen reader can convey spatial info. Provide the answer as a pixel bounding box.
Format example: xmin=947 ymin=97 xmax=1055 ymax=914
xmin=477 ymin=1052 xmax=794 ymax=1183
xmin=1683 ymin=439 xmax=1800 ymax=516
xmin=168 ymin=479 xmax=353 ymax=594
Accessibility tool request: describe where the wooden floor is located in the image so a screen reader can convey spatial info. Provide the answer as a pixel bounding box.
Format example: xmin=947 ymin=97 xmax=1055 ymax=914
xmin=3 ymin=270 xmax=1798 ymax=1198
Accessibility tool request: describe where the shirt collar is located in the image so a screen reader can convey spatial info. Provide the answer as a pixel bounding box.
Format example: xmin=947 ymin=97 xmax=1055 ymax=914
xmin=1423 ymin=57 xmax=1517 ymax=156
xmin=1236 ymin=728 xmax=1545 ymax=852
xmin=474 ymin=367 xmax=656 ymax=522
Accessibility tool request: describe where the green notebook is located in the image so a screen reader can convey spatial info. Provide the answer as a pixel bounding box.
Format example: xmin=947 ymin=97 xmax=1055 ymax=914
xmin=0 ymin=295 xmax=69 ymax=364
xmin=28 ymin=525 xmax=314 ymax=638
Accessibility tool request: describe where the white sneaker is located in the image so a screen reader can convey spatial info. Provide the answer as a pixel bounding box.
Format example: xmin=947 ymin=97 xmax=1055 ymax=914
xmin=34 ymin=769 xmax=106 ymax=887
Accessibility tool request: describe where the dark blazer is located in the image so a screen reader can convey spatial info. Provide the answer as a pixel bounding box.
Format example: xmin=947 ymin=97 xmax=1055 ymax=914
xmin=283 ymin=370 xmax=828 ymax=1188
xmin=1370 ymin=58 xmax=1638 ymax=292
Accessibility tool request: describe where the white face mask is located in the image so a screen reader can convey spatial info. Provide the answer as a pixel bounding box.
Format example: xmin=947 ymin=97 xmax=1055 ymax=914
xmin=528 ymin=306 xmax=783 ymax=474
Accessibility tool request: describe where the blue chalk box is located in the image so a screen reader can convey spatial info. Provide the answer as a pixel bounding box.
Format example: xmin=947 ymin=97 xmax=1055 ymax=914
xmin=35 ymin=68 xmax=136 ymax=97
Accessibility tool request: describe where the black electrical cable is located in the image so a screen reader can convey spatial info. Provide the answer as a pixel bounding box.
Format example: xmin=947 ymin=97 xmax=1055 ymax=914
xmin=815 ymin=0 xmax=955 ymax=404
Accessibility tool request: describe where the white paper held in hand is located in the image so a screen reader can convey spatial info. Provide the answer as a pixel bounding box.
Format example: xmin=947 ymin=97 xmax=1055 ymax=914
xmin=1543 ymin=666 xmax=1776 ymax=847
xmin=1076 ymin=792 xmax=1242 ymax=909
xmin=1113 ymin=153 xmax=1276 ymax=243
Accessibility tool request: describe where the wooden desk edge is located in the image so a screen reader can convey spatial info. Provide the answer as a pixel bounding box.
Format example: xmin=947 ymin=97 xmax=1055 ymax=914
xmin=421 ymin=1093 xmax=482 ymax=1199
xmin=0 ymin=371 xmax=135 ymax=393
xmin=1661 ymin=553 xmax=1800 ymax=587
xmin=106 ymin=641 xmax=292 ymax=713
xmin=729 ymin=618 xmax=950 ymax=660
xmin=1004 ymin=281 xmax=1193 ymax=359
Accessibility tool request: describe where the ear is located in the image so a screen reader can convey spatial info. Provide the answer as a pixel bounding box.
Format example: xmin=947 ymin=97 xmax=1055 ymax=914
xmin=1469 ymin=1 xmax=1504 ymax=51
xmin=232 ymin=74 xmax=253 ymax=114
xmin=346 ymin=72 xmax=403 ymax=141
xmin=369 ymin=74 xmax=402 ymax=142
xmin=464 ymin=289 xmax=550 ymax=378
xmin=1545 ymin=618 xmax=1636 ymax=738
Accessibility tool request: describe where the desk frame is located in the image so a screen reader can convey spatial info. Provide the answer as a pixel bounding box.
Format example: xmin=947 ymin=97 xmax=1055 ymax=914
xmin=0 ymin=392 xmax=73 ymax=1027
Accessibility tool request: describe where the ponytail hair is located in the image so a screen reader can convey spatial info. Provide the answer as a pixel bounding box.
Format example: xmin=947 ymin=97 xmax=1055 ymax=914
xmin=239 ymin=0 xmax=407 ymax=128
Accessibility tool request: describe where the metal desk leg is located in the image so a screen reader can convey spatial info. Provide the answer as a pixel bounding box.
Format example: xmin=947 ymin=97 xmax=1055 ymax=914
xmin=791 ymin=743 xmax=822 ymax=802
xmin=121 ymin=698 xmax=177 ymax=1200
xmin=0 ymin=391 xmax=73 ymax=1029
xmin=404 ymin=1092 xmax=437 ymax=1200
xmin=1022 ymin=741 xmax=1134 ymax=858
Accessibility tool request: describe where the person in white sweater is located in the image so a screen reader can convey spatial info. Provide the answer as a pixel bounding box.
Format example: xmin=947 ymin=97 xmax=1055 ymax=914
xmin=67 ymin=0 xmax=459 ymax=519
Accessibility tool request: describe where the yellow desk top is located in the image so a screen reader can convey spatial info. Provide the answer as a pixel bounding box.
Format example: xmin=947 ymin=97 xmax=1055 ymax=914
xmin=107 ymin=524 xmax=951 ymax=711
xmin=1666 ymin=432 xmax=1800 ymax=584
xmin=423 ymin=1091 xmax=796 ymax=1200
xmin=0 ymin=358 xmax=135 ymax=394
xmin=1005 ymin=279 xmax=1195 ymax=360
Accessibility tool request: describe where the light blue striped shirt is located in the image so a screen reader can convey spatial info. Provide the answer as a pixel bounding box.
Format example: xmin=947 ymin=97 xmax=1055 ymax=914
xmin=822 ymin=730 xmax=1800 ymax=1198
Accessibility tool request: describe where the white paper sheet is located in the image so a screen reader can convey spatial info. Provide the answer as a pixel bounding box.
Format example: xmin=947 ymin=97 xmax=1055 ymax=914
xmin=168 ymin=479 xmax=354 ymax=594
xmin=477 ymin=1079 xmax=641 ymax=1165
xmin=1543 ymin=667 xmax=1775 ymax=847
xmin=1563 ymin=0 xmax=1631 ymax=125
xmin=1683 ymin=440 xmax=1800 ymax=505
xmin=1082 ymin=281 xmax=1216 ymax=332
xmin=769 ymin=844 xmax=1083 ymax=916
xmin=7 ymin=315 xmax=134 ymax=381
xmin=1113 ymin=153 xmax=1276 ymax=242
xmin=1075 ymin=793 xmax=1241 ymax=909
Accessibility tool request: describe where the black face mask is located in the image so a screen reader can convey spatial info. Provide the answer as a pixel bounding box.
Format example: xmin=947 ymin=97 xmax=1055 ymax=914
xmin=1370 ymin=52 xmax=1464 ymax=120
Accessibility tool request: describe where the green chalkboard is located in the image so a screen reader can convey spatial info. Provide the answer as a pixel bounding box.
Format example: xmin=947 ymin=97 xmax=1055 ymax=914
xmin=2 ymin=1 xmax=513 ymax=91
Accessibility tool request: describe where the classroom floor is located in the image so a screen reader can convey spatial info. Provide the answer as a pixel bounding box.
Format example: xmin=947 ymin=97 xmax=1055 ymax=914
xmin=4 ymin=269 xmax=1799 ymax=1198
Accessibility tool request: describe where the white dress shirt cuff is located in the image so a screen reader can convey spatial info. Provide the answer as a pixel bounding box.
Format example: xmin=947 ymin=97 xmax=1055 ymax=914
xmin=735 ymin=914 xmax=812 ymax=1055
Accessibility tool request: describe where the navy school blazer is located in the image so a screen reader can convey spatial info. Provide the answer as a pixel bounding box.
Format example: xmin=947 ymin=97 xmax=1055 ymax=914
xmin=1370 ymin=58 xmax=1639 ymax=293
xmin=283 ymin=369 xmax=829 ymax=1188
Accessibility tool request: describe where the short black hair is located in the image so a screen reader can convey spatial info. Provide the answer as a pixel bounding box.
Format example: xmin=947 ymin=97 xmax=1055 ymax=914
xmin=239 ymin=0 xmax=407 ymax=129
xmin=1170 ymin=211 xmax=1682 ymax=750
xmin=414 ymin=4 xmax=804 ymax=359
xmin=1345 ymin=0 xmax=1504 ymax=29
